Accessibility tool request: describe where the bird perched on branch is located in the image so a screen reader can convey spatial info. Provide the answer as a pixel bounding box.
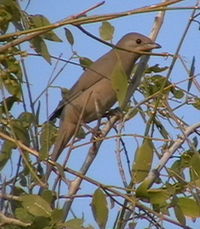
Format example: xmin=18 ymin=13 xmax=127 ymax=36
xmin=49 ymin=32 xmax=161 ymax=162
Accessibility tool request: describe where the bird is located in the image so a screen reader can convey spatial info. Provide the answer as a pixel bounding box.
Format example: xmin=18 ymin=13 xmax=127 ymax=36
xmin=49 ymin=32 xmax=161 ymax=162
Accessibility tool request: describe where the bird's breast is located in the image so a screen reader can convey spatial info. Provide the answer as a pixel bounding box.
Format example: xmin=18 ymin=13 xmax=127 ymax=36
xmin=70 ymin=78 xmax=116 ymax=123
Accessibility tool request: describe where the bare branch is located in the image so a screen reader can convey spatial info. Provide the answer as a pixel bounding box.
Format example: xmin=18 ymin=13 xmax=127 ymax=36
xmin=146 ymin=122 xmax=200 ymax=187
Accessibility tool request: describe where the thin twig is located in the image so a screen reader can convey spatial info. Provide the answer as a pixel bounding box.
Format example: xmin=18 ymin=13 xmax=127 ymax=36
xmin=0 ymin=1 xmax=185 ymax=53
xmin=146 ymin=122 xmax=200 ymax=187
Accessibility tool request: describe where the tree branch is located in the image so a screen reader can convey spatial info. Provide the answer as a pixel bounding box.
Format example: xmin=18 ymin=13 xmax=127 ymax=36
xmin=0 ymin=0 xmax=185 ymax=53
xmin=145 ymin=122 xmax=200 ymax=187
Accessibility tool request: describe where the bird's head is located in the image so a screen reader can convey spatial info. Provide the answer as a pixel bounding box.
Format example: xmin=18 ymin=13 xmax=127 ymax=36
xmin=116 ymin=32 xmax=161 ymax=53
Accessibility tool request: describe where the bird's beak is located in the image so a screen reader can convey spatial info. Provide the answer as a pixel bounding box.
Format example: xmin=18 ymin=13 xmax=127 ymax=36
xmin=141 ymin=42 xmax=161 ymax=52
xmin=150 ymin=42 xmax=161 ymax=49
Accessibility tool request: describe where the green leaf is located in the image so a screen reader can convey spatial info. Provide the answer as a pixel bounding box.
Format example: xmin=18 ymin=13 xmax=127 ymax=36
xmin=0 ymin=96 xmax=20 ymax=113
xmin=32 ymin=216 xmax=50 ymax=228
xmin=10 ymin=119 xmax=30 ymax=145
xmin=0 ymin=47 xmax=23 ymax=80
xmin=188 ymin=56 xmax=195 ymax=92
xmin=31 ymin=36 xmax=51 ymax=64
xmin=111 ymin=60 xmax=128 ymax=107
xmin=177 ymin=197 xmax=200 ymax=218
xmin=171 ymin=88 xmax=184 ymax=99
xmin=154 ymin=119 xmax=170 ymax=139
xmin=99 ymin=21 xmax=114 ymax=41
xmin=190 ymin=153 xmax=200 ymax=180
xmin=91 ymin=188 xmax=108 ymax=229
xmin=30 ymin=14 xmax=62 ymax=42
xmin=135 ymin=178 xmax=150 ymax=199
xmin=7 ymin=58 xmax=22 ymax=79
xmin=0 ymin=0 xmax=21 ymax=23
xmin=39 ymin=122 xmax=57 ymax=160
xmin=0 ymin=140 xmax=15 ymax=169
xmin=170 ymin=160 xmax=184 ymax=179
xmin=145 ymin=64 xmax=168 ymax=73
xmin=64 ymin=218 xmax=85 ymax=229
xmin=174 ymin=204 xmax=186 ymax=225
xmin=64 ymin=27 xmax=74 ymax=46
xmin=41 ymin=190 xmax=54 ymax=204
xmin=153 ymin=201 xmax=169 ymax=215
xmin=18 ymin=112 xmax=36 ymax=128
xmin=51 ymin=209 xmax=64 ymax=224
xmin=1 ymin=72 xmax=21 ymax=98
xmin=148 ymin=189 xmax=170 ymax=205
xmin=10 ymin=187 xmax=26 ymax=213
xmin=132 ymin=139 xmax=154 ymax=183
xmin=79 ymin=57 xmax=93 ymax=70
xmin=140 ymin=75 xmax=167 ymax=100
xmin=15 ymin=207 xmax=34 ymax=223
xmin=21 ymin=195 xmax=52 ymax=217
xmin=180 ymin=151 xmax=193 ymax=168
xmin=191 ymin=98 xmax=200 ymax=110
xmin=0 ymin=8 xmax=11 ymax=33
xmin=35 ymin=100 xmax=41 ymax=124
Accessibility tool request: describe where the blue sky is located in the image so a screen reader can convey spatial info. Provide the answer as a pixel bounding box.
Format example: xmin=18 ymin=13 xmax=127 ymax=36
xmin=6 ymin=0 xmax=200 ymax=228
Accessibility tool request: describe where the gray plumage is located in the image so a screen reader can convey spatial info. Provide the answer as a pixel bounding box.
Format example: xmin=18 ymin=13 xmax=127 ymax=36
xmin=49 ymin=32 xmax=161 ymax=162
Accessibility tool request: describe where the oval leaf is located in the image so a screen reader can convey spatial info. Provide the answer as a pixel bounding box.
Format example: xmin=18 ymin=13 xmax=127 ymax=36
xmin=64 ymin=28 xmax=74 ymax=46
xmin=91 ymin=188 xmax=108 ymax=229
xmin=190 ymin=154 xmax=200 ymax=180
xmin=39 ymin=122 xmax=57 ymax=160
xmin=145 ymin=64 xmax=168 ymax=73
xmin=64 ymin=218 xmax=84 ymax=228
xmin=174 ymin=205 xmax=186 ymax=225
xmin=99 ymin=21 xmax=114 ymax=41
xmin=15 ymin=208 xmax=33 ymax=223
xmin=188 ymin=56 xmax=195 ymax=92
xmin=1 ymin=73 xmax=21 ymax=98
xmin=21 ymin=194 xmax=52 ymax=217
xmin=0 ymin=96 xmax=20 ymax=113
xmin=18 ymin=112 xmax=36 ymax=128
xmin=0 ymin=140 xmax=15 ymax=170
xmin=51 ymin=209 xmax=64 ymax=224
xmin=177 ymin=197 xmax=200 ymax=218
xmin=31 ymin=36 xmax=51 ymax=64
xmin=10 ymin=119 xmax=30 ymax=145
xmin=148 ymin=189 xmax=170 ymax=205
xmin=171 ymin=88 xmax=184 ymax=99
xmin=30 ymin=15 xmax=62 ymax=42
xmin=79 ymin=57 xmax=93 ymax=70
xmin=192 ymin=98 xmax=200 ymax=110
xmin=111 ymin=61 xmax=128 ymax=107
xmin=132 ymin=139 xmax=154 ymax=183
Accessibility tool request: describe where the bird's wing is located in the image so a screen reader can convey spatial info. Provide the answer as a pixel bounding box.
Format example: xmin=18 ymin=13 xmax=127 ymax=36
xmin=49 ymin=50 xmax=115 ymax=120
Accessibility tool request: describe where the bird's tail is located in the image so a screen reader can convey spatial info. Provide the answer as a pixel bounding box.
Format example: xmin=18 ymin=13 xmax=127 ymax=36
xmin=45 ymin=122 xmax=76 ymax=179
xmin=51 ymin=122 xmax=76 ymax=162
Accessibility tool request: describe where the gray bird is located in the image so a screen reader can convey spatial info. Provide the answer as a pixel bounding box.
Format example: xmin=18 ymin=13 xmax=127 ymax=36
xmin=49 ymin=32 xmax=161 ymax=162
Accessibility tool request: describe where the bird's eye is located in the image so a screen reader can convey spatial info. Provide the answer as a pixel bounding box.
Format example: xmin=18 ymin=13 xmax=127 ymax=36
xmin=136 ymin=39 xmax=142 ymax=44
